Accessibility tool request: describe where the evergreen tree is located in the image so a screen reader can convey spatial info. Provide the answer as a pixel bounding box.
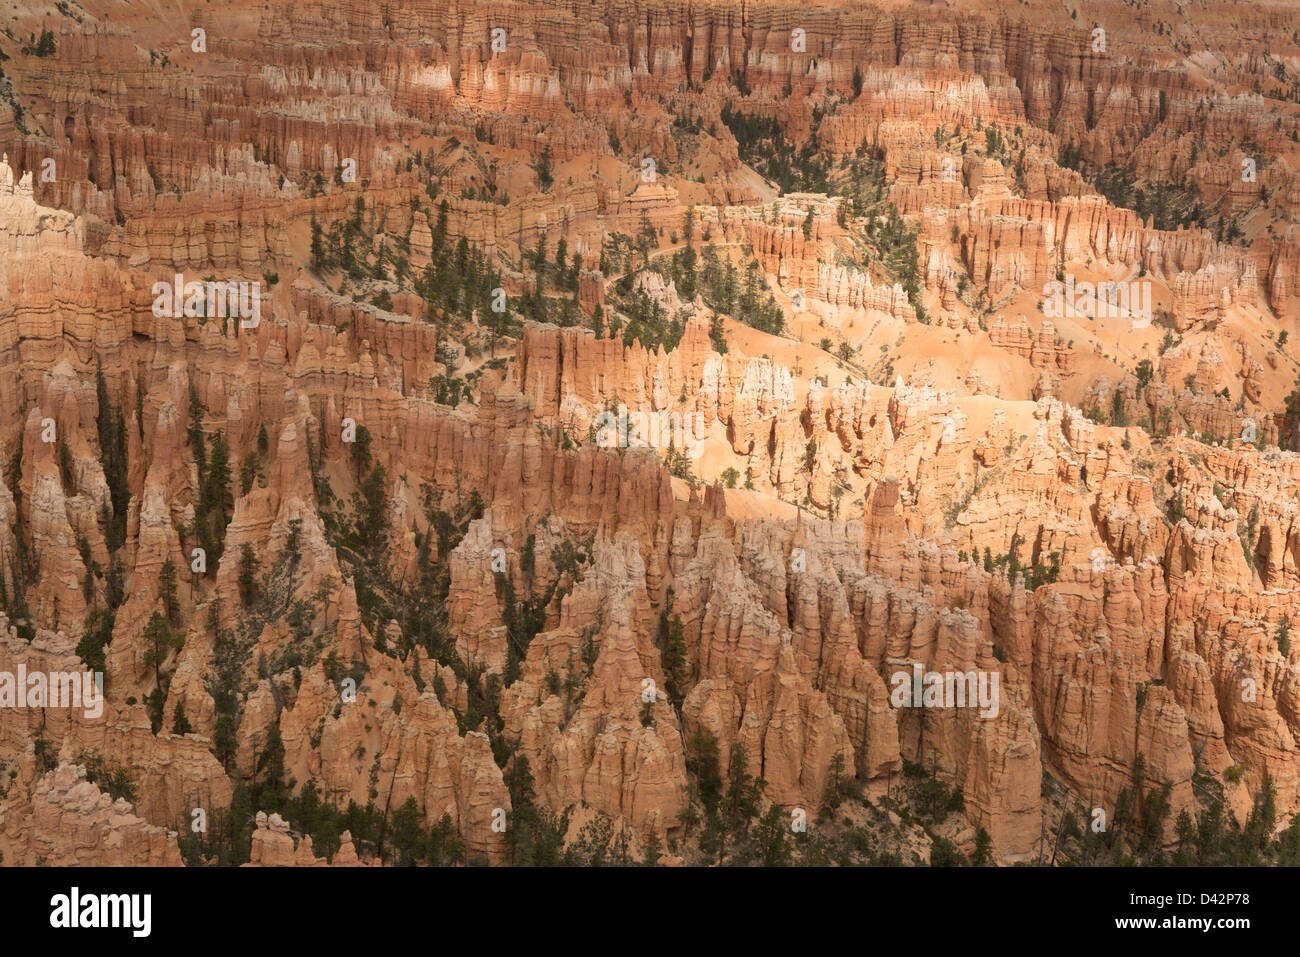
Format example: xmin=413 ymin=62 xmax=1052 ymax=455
xmin=255 ymin=723 xmax=289 ymax=812
xmin=428 ymin=812 xmax=465 ymax=866
xmin=1276 ymin=813 xmax=1300 ymax=866
xmin=724 ymin=743 xmax=764 ymax=830
xmin=686 ymin=732 xmax=723 ymax=815
xmin=206 ymin=431 xmax=233 ymax=555
xmin=929 ymin=837 xmax=967 ymax=866
xmin=142 ymin=611 xmax=181 ymax=733
xmin=359 ymin=463 xmax=389 ymax=551
xmin=96 ymin=362 xmax=130 ymax=551
xmin=660 ymin=613 xmax=689 ymax=709
xmin=240 ymin=452 xmax=259 ymax=495
xmin=754 ymin=804 xmax=792 ymax=865
xmin=31 ymin=29 xmax=56 ymax=57
xmin=1172 ymin=809 xmax=1197 ymax=865
xmin=75 ymin=607 xmax=113 ymax=671
xmin=642 ymin=829 xmax=663 ymax=866
xmin=187 ymin=382 xmax=216 ymax=563
xmin=238 ymin=544 xmax=260 ymax=607
xmin=310 ymin=214 xmax=326 ymax=271
xmin=136 ymin=378 xmax=146 ymax=438
xmin=388 ymin=797 xmax=428 ymax=865
xmin=349 ymin=424 xmax=373 ymax=479
xmin=822 ymin=752 xmax=850 ymax=812
xmin=172 ymin=701 xmax=194 ymax=735
xmin=708 ymin=314 xmax=727 ymax=354
xmin=534 ymin=232 xmax=548 ymax=300
xmin=159 ymin=558 xmax=180 ymax=627
xmin=142 ymin=611 xmax=178 ymax=688
xmin=1243 ymin=776 xmax=1277 ymax=858
xmin=554 ymin=237 xmax=567 ymax=282
xmin=187 ymin=381 xmax=207 ymax=477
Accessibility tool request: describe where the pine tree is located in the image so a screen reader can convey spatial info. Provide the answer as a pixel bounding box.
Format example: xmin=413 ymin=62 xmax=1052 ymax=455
xmin=388 ymin=797 xmax=428 ymax=866
xmin=143 ymin=611 xmax=182 ymax=733
xmin=554 ymin=237 xmax=567 ymax=281
xmin=822 ymin=752 xmax=849 ymax=811
xmin=432 ymin=201 xmax=449 ymax=256
xmin=660 ymin=613 xmax=689 ymax=709
xmin=642 ymin=829 xmax=663 ymax=866
xmin=240 ymin=452 xmax=258 ymax=495
xmin=136 ymin=378 xmax=146 ymax=438
xmin=172 ymin=701 xmax=194 ymax=735
xmin=255 ymin=723 xmax=288 ymax=812
xmin=349 ymin=424 xmax=373 ymax=479
xmin=96 ymin=362 xmax=129 ymax=551
xmin=187 ymin=381 xmax=207 ymax=476
xmin=754 ymin=804 xmax=792 ymax=865
xmin=685 ymin=732 xmax=723 ymax=816
xmin=142 ymin=611 xmax=179 ymax=689
xmin=724 ymin=743 xmax=764 ymax=830
xmin=534 ymin=232 xmax=548 ymax=299
xmin=206 ymin=431 xmax=232 ymax=555
xmin=75 ymin=609 xmax=112 ymax=671
xmin=159 ymin=558 xmax=180 ymax=627
xmin=310 ymin=214 xmax=326 ymax=271
xmin=428 ymin=812 xmax=465 ymax=866
xmin=144 ymin=688 xmax=166 ymax=735
xmin=709 ymin=314 xmax=727 ymax=354
xmin=238 ymin=544 xmax=260 ymax=607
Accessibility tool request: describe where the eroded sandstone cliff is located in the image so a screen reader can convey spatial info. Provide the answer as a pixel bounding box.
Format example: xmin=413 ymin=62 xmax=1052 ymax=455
xmin=0 ymin=0 xmax=1298 ymax=867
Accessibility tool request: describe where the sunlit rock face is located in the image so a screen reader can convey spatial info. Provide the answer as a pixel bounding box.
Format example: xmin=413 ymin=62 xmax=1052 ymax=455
xmin=0 ymin=0 xmax=1298 ymax=866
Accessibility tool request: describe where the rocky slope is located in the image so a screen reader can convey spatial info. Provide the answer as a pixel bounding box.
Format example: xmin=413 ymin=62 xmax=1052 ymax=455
xmin=0 ymin=0 xmax=1299 ymax=866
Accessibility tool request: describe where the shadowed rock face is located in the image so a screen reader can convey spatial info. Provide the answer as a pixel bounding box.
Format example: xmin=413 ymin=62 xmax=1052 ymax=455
xmin=0 ymin=0 xmax=1298 ymax=867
